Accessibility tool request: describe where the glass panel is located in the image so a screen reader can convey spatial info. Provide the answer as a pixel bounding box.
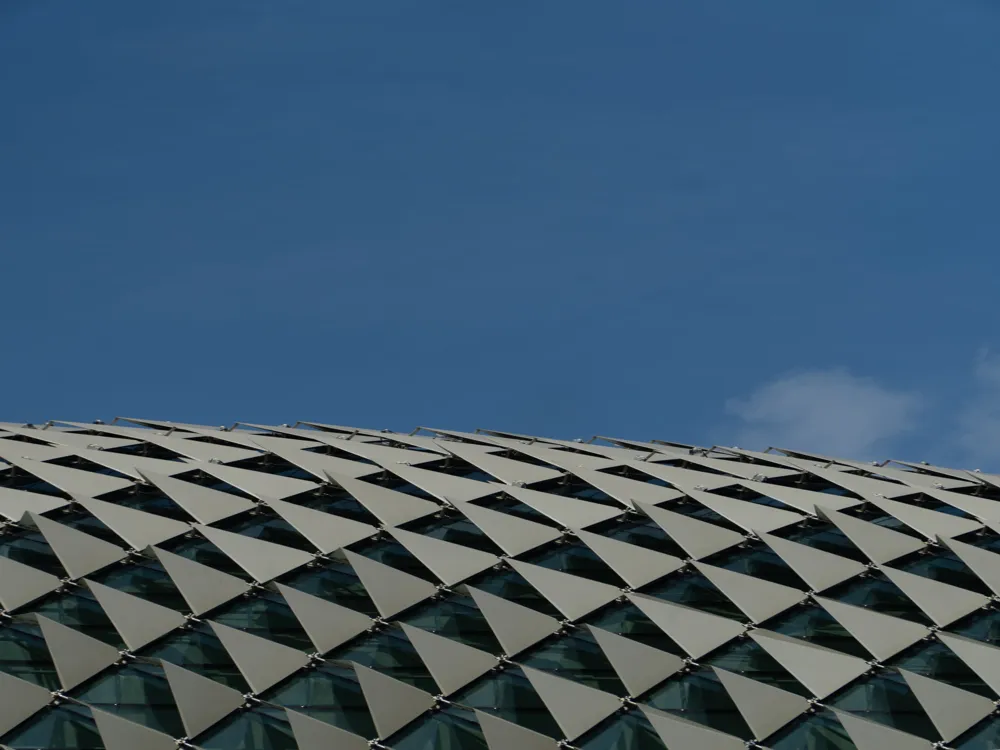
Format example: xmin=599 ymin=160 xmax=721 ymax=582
xmin=331 ymin=626 xmax=437 ymax=692
xmin=216 ymin=511 xmax=315 ymax=552
xmin=705 ymin=638 xmax=810 ymax=697
xmin=890 ymin=640 xmax=993 ymax=697
xmin=0 ymin=622 xmax=60 ymax=689
xmin=347 ymin=539 xmax=439 ymax=583
xmin=769 ymin=603 xmax=871 ymax=659
xmin=451 ymin=666 xmax=561 ymax=738
xmin=642 ymin=667 xmax=753 ymax=740
xmin=212 ymin=590 xmax=313 ymax=651
xmin=390 ymin=705 xmax=488 ymax=750
xmin=825 ymin=574 xmax=934 ymax=626
xmin=702 ymin=542 xmax=808 ymax=589
xmin=73 ymin=662 xmax=184 ymax=737
xmin=777 ymin=523 xmax=869 ymax=563
xmin=91 ymin=559 xmax=188 ymax=612
xmin=957 ymin=716 xmax=1000 ymax=749
xmin=276 ymin=559 xmax=379 ymax=617
xmin=400 ymin=513 xmax=504 ymax=555
xmin=2 ymin=704 xmax=105 ymax=750
xmin=639 ymin=572 xmax=745 ymax=621
xmin=519 ymin=540 xmax=625 ymax=587
xmin=578 ymin=711 xmax=667 ymax=750
xmin=830 ymin=671 xmax=937 ymax=740
xmin=143 ymin=622 xmax=249 ymax=692
xmin=899 ymin=550 xmax=992 ymax=595
xmin=0 ymin=529 xmax=67 ymax=577
xmin=160 ymin=536 xmax=252 ymax=580
xmin=951 ymin=609 xmax=1000 ymax=645
xmin=766 ymin=708 xmax=857 ymax=750
xmin=29 ymin=589 xmax=123 ymax=648
xmin=592 ymin=517 xmax=688 ymax=559
xmin=296 ymin=488 xmax=381 ymax=525
xmin=465 ymin=568 xmax=563 ymax=618
xmin=263 ymin=662 xmax=376 ymax=738
xmin=197 ymin=706 xmax=297 ymax=750
xmin=582 ymin=602 xmax=686 ymax=656
xmin=400 ymin=592 xmax=503 ymax=654
xmin=519 ymin=629 xmax=625 ymax=694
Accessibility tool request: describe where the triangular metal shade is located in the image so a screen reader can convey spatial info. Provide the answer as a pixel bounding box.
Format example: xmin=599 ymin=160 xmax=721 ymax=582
xmin=0 ymin=670 xmax=52 ymax=735
xmin=503 ymin=485 xmax=624 ymax=529
xmin=634 ymin=501 xmax=744 ymax=560
xmin=474 ymin=709 xmax=559 ymax=750
xmin=285 ymin=708 xmax=370 ymax=750
xmin=691 ymin=561 xmax=805 ymax=623
xmin=897 ymin=668 xmax=995 ymax=742
xmin=90 ymin=708 xmax=177 ymax=750
xmin=34 ymin=613 xmax=120 ymax=690
xmin=830 ymin=708 xmax=934 ymax=750
xmin=389 ymin=527 xmax=500 ymax=586
xmin=84 ymin=578 xmax=186 ymax=651
xmin=748 ymin=629 xmax=869 ymax=698
xmin=161 ymin=659 xmax=246 ymax=738
xmin=627 ymin=593 xmax=744 ymax=659
xmin=151 ymin=545 xmax=252 ymax=616
xmin=399 ymin=622 xmax=497 ymax=695
xmin=507 ymin=559 xmax=621 ymax=621
xmin=343 ymin=549 xmax=439 ymax=619
xmin=813 ymin=595 xmax=931 ymax=661
xmin=208 ymin=621 xmax=310 ymax=694
xmin=274 ymin=582 xmax=373 ymax=654
xmin=264 ymin=496 xmax=377 ymax=554
xmin=74 ymin=496 xmax=190 ymax=550
xmin=352 ymin=661 xmax=435 ymax=738
xmin=711 ymin=666 xmax=809 ymax=741
xmin=465 ymin=585 xmax=562 ymax=656
xmin=0 ymin=554 xmax=62 ymax=612
xmin=0 ymin=486 xmax=68 ymax=522
xmin=27 ymin=511 xmax=128 ymax=580
xmin=585 ymin=625 xmax=684 ymax=697
xmin=817 ymin=506 xmax=925 ymax=565
xmin=454 ymin=500 xmax=563 ymax=556
xmin=573 ymin=528 xmax=684 ymax=589
xmin=326 ymin=472 xmax=441 ymax=526
xmin=194 ymin=524 xmax=314 ymax=583
xmin=138 ymin=469 xmax=257 ymax=524
xmin=639 ymin=705 xmax=745 ymax=750
xmin=878 ymin=565 xmax=989 ymax=627
xmin=519 ymin=665 xmax=621 ymax=740
xmin=757 ymin=530 xmax=867 ymax=593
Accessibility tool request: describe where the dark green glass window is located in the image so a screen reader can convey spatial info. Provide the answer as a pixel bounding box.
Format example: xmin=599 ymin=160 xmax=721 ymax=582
xmin=263 ymin=662 xmax=376 ymax=738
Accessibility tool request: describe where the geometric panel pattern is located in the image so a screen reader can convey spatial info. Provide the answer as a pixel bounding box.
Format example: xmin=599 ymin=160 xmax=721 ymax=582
xmin=3 ymin=418 xmax=1000 ymax=748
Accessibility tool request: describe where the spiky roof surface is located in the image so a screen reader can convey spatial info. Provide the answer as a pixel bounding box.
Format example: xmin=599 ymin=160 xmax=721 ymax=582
xmin=2 ymin=418 xmax=1000 ymax=750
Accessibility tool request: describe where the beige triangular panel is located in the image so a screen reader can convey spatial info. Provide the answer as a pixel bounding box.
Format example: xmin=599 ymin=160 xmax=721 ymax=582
xmin=711 ymin=666 xmax=809 ymax=741
xmin=436 ymin=441 xmax=564 ymax=485
xmin=381 ymin=463 xmax=501 ymax=504
xmin=574 ymin=528 xmax=684 ymax=589
xmin=151 ymin=545 xmax=252 ymax=615
xmin=627 ymin=593 xmax=744 ymax=659
xmin=138 ymin=434 xmax=261 ymax=464
xmin=342 ymin=549 xmax=438 ymax=619
xmin=830 ymin=708 xmax=934 ymax=750
xmin=6 ymin=426 xmax=138 ymax=452
xmin=454 ymin=501 xmax=563 ymax=556
xmin=274 ymin=582 xmax=373 ymax=654
xmin=285 ymin=708 xmax=370 ymax=750
xmin=683 ymin=488 xmax=804 ymax=534
xmin=503 ymin=485 xmax=623 ymax=529
xmin=634 ymin=501 xmax=744 ymax=560
xmin=251 ymin=436 xmax=382 ymax=481
xmin=264 ymin=497 xmax=377 ymax=554
xmin=748 ymin=629 xmax=869 ymax=698
xmin=34 ymin=613 xmax=120 ymax=690
xmin=897 ymin=668 xmax=995 ymax=742
xmin=84 ymin=579 xmax=186 ymax=651
xmin=0 ymin=671 xmax=52 ymax=735
xmin=757 ymin=531 xmax=867 ymax=592
xmin=629 ymin=461 xmax=740 ymax=492
xmin=519 ymin=665 xmax=621 ymax=740
xmin=194 ymin=524 xmax=314 ymax=583
xmin=507 ymin=559 xmax=621 ymax=621
xmin=865 ymin=496 xmax=982 ymax=540
xmin=311 ymin=435 xmax=445 ymax=468
xmin=399 ymin=622 xmax=497 ymax=695
xmin=27 ymin=511 xmax=128 ymax=579
xmin=917 ymin=486 xmax=1000 ymax=524
xmin=160 ymin=659 xmax=245 ymax=738
xmin=138 ymin=470 xmax=257 ymax=524
xmin=788 ymin=463 xmax=916 ymax=499
xmin=878 ymin=565 xmax=988 ymax=627
xmin=692 ymin=562 xmax=805 ymax=623
xmin=326 ymin=472 xmax=440 ymax=527
xmin=352 ymin=661 xmax=435 ymax=738
xmin=208 ymin=621 xmax=309 ymax=694
xmin=502 ymin=443 xmax=621 ymax=473
xmin=0 ymin=554 xmax=62 ymax=611
xmin=841 ymin=461 xmax=975 ymax=492
xmin=74 ymin=496 xmax=190 ymax=549
xmin=936 ymin=631 xmax=1000 ymax=697
xmin=639 ymin=705 xmax=745 ymax=750
xmin=91 ymin=708 xmax=177 ymax=750
xmin=197 ymin=462 xmax=319 ymax=501
xmin=1 ymin=455 xmax=134 ymax=497
xmin=70 ymin=449 xmax=195 ymax=480
xmin=474 ymin=709 xmax=559 ymax=750
xmin=817 ymin=506 xmax=925 ymax=564
xmin=465 ymin=585 xmax=562 ymax=656
xmin=736 ymin=478 xmax=861 ymax=513
xmin=585 ymin=625 xmax=684 ymax=697
xmin=0 ymin=486 xmax=68 ymax=522
xmin=0 ymin=439 xmax=74 ymax=463
xmin=389 ymin=527 xmax=500 ymax=586
xmin=567 ymin=468 xmax=683 ymax=509
xmin=813 ymin=595 xmax=931 ymax=661
xmin=938 ymin=535 xmax=1000 ymax=597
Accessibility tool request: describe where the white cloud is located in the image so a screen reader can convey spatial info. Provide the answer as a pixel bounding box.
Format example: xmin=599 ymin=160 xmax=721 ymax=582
xmin=953 ymin=349 xmax=1000 ymax=469
xmin=725 ymin=368 xmax=922 ymax=459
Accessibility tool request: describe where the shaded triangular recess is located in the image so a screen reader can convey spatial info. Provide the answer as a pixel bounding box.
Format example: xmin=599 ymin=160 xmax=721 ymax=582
xmin=264 ymin=497 xmax=377 ymax=554
xmin=84 ymin=579 xmax=186 ymax=651
xmin=757 ymin=531 xmax=867 ymax=592
xmin=830 ymin=708 xmax=934 ymax=750
xmin=634 ymin=501 xmax=744 ymax=560
xmin=0 ymin=486 xmax=68 ymax=522
xmin=139 ymin=433 xmax=261 ymax=464
xmin=682 ymin=488 xmax=804 ymax=533
xmin=208 ymin=621 xmax=310 ymax=694
xmin=326 ymin=472 xmax=440 ymax=526
xmin=151 ymin=545 xmax=252 ymax=615
xmin=878 ymin=565 xmax=989 ymax=627
xmin=938 ymin=535 xmax=1000 ymax=597
xmin=0 ymin=554 xmax=61 ymax=612
xmin=194 ymin=524 xmax=314 ymax=583
xmin=816 ymin=506 xmax=925 ymax=564
xmin=813 ymin=595 xmax=931 ymax=661
xmin=474 ymin=709 xmax=559 ymax=750
xmin=138 ymin=470 xmax=257 ymax=524
xmin=627 ymin=593 xmax=744 ymax=659
xmin=566 ymin=467 xmax=683 ymax=508
xmin=936 ymin=632 xmax=1000 ymax=697
xmin=382 ymin=463 xmax=501 ymax=504
xmin=197 ymin=462 xmax=319 ymax=501
xmin=503 ymin=485 xmax=624 ymax=528
xmin=161 ymin=659 xmax=246 ymax=738
xmin=507 ymin=559 xmax=621 ymax=621
xmin=865 ymin=496 xmax=982 ymax=540
xmin=285 ymin=708 xmax=370 ymax=750
xmin=399 ymin=622 xmax=497 ymax=695
xmin=4 ymin=455 xmax=134 ymax=497
xmin=585 ymin=625 xmax=684 ymax=696
xmin=922 ymin=486 xmax=1000 ymax=525
xmin=736 ymin=478 xmax=861 ymax=514
xmin=0 ymin=670 xmax=52 ymax=736
xmin=68 ymin=448 xmax=195 ymax=480
xmin=389 ymin=527 xmax=500 ymax=586
xmin=273 ymin=582 xmax=372 ymax=654
xmin=454 ymin=500 xmax=563 ymax=556
xmin=90 ymin=708 xmax=177 ymax=750
xmin=465 ymin=585 xmax=562 ymax=656
xmin=343 ymin=549 xmax=438 ymax=619
xmin=34 ymin=613 xmax=120 ymax=690
xmin=711 ymin=667 xmax=809 ymax=741
xmin=573 ymin=528 xmax=684 ymax=588
xmin=691 ymin=561 xmax=805 ymax=623
xmin=519 ymin=665 xmax=622 ymax=740
xmin=791 ymin=463 xmax=916 ymax=499
xmin=352 ymin=661 xmax=436 ymax=738
xmin=897 ymin=668 xmax=995 ymax=742
xmin=436 ymin=440 xmax=564 ymax=485
xmin=639 ymin=705 xmax=745 ymax=750
xmin=630 ymin=460 xmax=741 ymax=492
xmin=251 ymin=435 xmax=380 ymax=479
xmin=748 ymin=629 xmax=869 ymax=698
xmin=74 ymin=496 xmax=190 ymax=549
xmin=26 ymin=511 xmax=128 ymax=579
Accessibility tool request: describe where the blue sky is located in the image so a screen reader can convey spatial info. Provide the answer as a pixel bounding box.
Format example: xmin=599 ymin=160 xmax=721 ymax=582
xmin=2 ymin=1 xmax=999 ymax=466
